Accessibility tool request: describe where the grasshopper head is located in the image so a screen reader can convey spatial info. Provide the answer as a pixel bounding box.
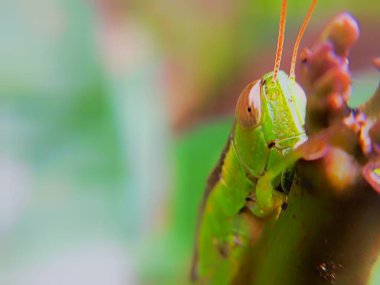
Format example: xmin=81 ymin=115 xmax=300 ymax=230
xmin=233 ymin=71 xmax=307 ymax=177
xmin=232 ymin=0 xmax=316 ymax=177
xmin=260 ymin=70 xmax=307 ymax=147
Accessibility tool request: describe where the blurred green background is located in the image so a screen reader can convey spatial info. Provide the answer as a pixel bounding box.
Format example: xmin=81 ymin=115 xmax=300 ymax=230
xmin=1 ymin=0 xmax=379 ymax=284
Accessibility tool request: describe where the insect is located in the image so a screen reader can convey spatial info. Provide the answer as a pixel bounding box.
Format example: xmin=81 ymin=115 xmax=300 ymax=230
xmin=191 ymin=0 xmax=318 ymax=283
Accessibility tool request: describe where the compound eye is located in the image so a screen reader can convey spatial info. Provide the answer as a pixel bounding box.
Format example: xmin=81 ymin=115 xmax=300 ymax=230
xmin=235 ymin=80 xmax=262 ymax=129
xmin=291 ymin=81 xmax=307 ymax=124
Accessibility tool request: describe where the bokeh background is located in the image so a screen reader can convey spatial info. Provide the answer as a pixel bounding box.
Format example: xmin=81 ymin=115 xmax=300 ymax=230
xmin=1 ymin=0 xmax=379 ymax=284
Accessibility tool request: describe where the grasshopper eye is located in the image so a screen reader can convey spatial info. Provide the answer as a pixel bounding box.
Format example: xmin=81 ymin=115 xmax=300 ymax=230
xmin=235 ymin=80 xmax=262 ymax=128
xmin=291 ymin=82 xmax=307 ymax=124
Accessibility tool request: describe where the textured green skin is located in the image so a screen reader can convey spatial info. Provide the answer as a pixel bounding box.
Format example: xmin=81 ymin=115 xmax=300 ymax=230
xmin=193 ymin=71 xmax=307 ymax=284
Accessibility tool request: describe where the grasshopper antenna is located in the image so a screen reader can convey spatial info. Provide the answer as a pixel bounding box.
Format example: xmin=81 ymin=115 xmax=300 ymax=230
xmin=289 ymin=0 xmax=318 ymax=81
xmin=272 ymin=0 xmax=288 ymax=82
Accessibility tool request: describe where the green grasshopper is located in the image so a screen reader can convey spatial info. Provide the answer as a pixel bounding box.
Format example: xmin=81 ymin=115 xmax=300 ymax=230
xmin=191 ymin=0 xmax=318 ymax=283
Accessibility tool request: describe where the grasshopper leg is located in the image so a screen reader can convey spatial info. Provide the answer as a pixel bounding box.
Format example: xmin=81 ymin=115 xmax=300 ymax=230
xmin=250 ymin=135 xmax=329 ymax=217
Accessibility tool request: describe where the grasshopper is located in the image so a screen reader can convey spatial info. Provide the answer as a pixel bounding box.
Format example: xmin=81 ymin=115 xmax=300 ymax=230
xmin=191 ymin=0 xmax=318 ymax=283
